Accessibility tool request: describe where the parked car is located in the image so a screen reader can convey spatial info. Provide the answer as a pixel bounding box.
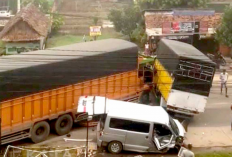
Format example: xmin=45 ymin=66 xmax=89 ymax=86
xmin=0 ymin=10 xmax=10 ymax=17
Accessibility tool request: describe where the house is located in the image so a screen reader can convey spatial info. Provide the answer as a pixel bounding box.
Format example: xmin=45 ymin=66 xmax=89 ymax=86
xmin=144 ymin=9 xmax=222 ymax=55
xmin=0 ymin=4 xmax=50 ymax=54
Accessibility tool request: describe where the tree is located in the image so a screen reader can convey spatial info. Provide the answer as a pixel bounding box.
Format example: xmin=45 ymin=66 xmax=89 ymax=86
xmin=108 ymin=6 xmax=141 ymax=40
xmin=215 ymin=7 xmax=232 ymax=47
xmin=135 ymin=0 xmax=210 ymax=9
xmin=51 ymin=13 xmax=64 ymax=34
xmin=22 ymin=0 xmax=53 ymax=13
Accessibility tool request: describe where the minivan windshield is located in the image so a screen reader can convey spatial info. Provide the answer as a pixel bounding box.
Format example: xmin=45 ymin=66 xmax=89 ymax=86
xmin=169 ymin=116 xmax=179 ymax=135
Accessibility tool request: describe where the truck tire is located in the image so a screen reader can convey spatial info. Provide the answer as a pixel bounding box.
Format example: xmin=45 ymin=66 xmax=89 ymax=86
xmin=31 ymin=121 xmax=50 ymax=143
xmin=108 ymin=141 xmax=122 ymax=154
xmin=54 ymin=114 xmax=73 ymax=136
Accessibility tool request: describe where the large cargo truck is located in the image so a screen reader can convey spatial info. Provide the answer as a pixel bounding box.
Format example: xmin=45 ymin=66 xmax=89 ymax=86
xmin=0 ymin=39 xmax=145 ymax=145
xmin=139 ymin=39 xmax=216 ymax=118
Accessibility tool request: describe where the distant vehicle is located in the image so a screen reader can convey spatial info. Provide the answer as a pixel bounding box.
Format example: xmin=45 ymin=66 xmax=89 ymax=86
xmin=78 ymin=96 xmax=186 ymax=154
xmin=0 ymin=10 xmax=10 ymax=17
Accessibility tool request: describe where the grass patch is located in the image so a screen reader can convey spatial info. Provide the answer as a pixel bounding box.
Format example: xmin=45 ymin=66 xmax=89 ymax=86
xmin=0 ymin=40 xmax=5 ymax=55
xmin=46 ymin=32 xmax=127 ymax=48
xmin=196 ymin=152 xmax=232 ymax=157
xmin=46 ymin=35 xmax=83 ymax=48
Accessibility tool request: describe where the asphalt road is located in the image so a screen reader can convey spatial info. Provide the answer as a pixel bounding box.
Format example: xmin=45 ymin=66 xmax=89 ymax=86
xmin=185 ymin=72 xmax=232 ymax=147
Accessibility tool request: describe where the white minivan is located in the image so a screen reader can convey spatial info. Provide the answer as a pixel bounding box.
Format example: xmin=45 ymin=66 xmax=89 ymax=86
xmin=78 ymin=96 xmax=186 ymax=154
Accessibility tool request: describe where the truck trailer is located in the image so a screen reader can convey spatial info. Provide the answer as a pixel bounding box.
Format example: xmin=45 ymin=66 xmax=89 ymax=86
xmin=0 ymin=39 xmax=145 ymax=145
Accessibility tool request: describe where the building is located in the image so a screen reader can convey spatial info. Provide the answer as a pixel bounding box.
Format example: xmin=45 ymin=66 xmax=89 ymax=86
xmin=144 ymin=9 xmax=221 ymax=54
xmin=0 ymin=4 xmax=50 ymax=54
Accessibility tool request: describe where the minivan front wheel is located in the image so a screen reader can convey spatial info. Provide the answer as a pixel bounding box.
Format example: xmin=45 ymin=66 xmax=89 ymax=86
xmin=108 ymin=141 xmax=122 ymax=154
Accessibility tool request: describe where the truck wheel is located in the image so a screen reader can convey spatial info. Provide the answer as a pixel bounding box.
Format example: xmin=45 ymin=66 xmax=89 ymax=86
xmin=108 ymin=141 xmax=122 ymax=154
xmin=31 ymin=121 xmax=50 ymax=143
xmin=54 ymin=114 xmax=73 ymax=136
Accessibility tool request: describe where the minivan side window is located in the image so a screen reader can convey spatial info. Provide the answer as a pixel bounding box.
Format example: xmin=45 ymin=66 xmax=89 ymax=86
xmin=109 ymin=118 xmax=150 ymax=133
xmin=153 ymin=124 xmax=172 ymax=136
xmin=109 ymin=118 xmax=131 ymax=130
xmin=128 ymin=121 xmax=150 ymax=133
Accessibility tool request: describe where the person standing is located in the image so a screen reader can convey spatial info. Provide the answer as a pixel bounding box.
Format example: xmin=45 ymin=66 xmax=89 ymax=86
xmin=145 ymin=42 xmax=150 ymax=56
xmin=220 ymin=69 xmax=229 ymax=97
xmin=181 ymin=144 xmax=195 ymax=157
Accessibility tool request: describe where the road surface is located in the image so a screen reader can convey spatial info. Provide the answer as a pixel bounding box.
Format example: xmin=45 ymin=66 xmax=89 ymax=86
xmin=185 ymin=72 xmax=232 ymax=147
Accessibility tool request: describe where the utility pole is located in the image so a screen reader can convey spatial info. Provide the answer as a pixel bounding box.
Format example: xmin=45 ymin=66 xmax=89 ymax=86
xmin=17 ymin=0 xmax=20 ymax=12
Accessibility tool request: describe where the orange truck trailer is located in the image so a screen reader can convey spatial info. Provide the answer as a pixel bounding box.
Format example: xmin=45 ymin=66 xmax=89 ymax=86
xmin=0 ymin=39 xmax=145 ymax=145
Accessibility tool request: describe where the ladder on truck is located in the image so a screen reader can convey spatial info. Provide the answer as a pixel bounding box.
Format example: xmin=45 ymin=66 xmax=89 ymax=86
xmin=176 ymin=60 xmax=214 ymax=82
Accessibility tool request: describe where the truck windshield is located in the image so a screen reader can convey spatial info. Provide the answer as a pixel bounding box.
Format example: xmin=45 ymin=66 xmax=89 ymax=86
xmin=169 ymin=116 xmax=179 ymax=135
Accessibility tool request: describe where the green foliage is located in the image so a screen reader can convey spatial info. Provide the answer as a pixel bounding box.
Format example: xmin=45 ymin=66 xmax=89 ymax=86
xmin=108 ymin=6 xmax=141 ymax=40
xmin=135 ymin=0 xmax=210 ymax=9
xmin=46 ymin=32 xmax=126 ymax=48
xmin=131 ymin=26 xmax=147 ymax=47
xmin=22 ymin=0 xmax=53 ymax=13
xmin=51 ymin=13 xmax=64 ymax=34
xmin=9 ymin=0 xmax=18 ymax=14
xmin=93 ymin=16 xmax=99 ymax=25
xmin=215 ymin=7 xmax=232 ymax=47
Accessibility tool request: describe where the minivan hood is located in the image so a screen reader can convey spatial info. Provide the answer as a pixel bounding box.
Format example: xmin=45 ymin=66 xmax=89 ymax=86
xmin=174 ymin=119 xmax=186 ymax=137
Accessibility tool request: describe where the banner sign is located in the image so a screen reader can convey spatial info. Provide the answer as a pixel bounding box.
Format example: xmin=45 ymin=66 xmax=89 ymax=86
xmin=171 ymin=22 xmax=195 ymax=33
xmin=89 ymin=26 xmax=102 ymax=37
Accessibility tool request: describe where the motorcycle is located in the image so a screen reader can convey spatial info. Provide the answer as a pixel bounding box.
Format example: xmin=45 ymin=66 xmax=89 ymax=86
xmin=206 ymin=53 xmax=226 ymax=68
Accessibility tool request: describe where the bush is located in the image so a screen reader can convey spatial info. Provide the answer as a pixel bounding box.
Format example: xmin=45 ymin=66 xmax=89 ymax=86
xmin=51 ymin=13 xmax=64 ymax=35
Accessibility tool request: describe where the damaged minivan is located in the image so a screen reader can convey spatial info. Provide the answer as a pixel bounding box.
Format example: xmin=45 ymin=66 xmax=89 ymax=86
xmin=78 ymin=96 xmax=186 ymax=154
xmin=95 ymin=99 xmax=185 ymax=154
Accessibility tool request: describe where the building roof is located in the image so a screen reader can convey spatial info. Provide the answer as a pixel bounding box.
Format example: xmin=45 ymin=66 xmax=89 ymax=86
xmin=0 ymin=4 xmax=50 ymax=42
xmin=144 ymin=9 xmax=215 ymax=15
xmin=108 ymin=100 xmax=170 ymax=124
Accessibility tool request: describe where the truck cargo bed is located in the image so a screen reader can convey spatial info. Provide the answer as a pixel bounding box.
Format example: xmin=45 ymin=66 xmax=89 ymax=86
xmin=0 ymin=39 xmax=138 ymax=101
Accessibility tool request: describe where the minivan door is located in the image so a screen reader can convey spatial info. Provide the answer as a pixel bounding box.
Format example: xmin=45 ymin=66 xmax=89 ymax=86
xmin=124 ymin=121 xmax=151 ymax=152
xmin=153 ymin=124 xmax=174 ymax=150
